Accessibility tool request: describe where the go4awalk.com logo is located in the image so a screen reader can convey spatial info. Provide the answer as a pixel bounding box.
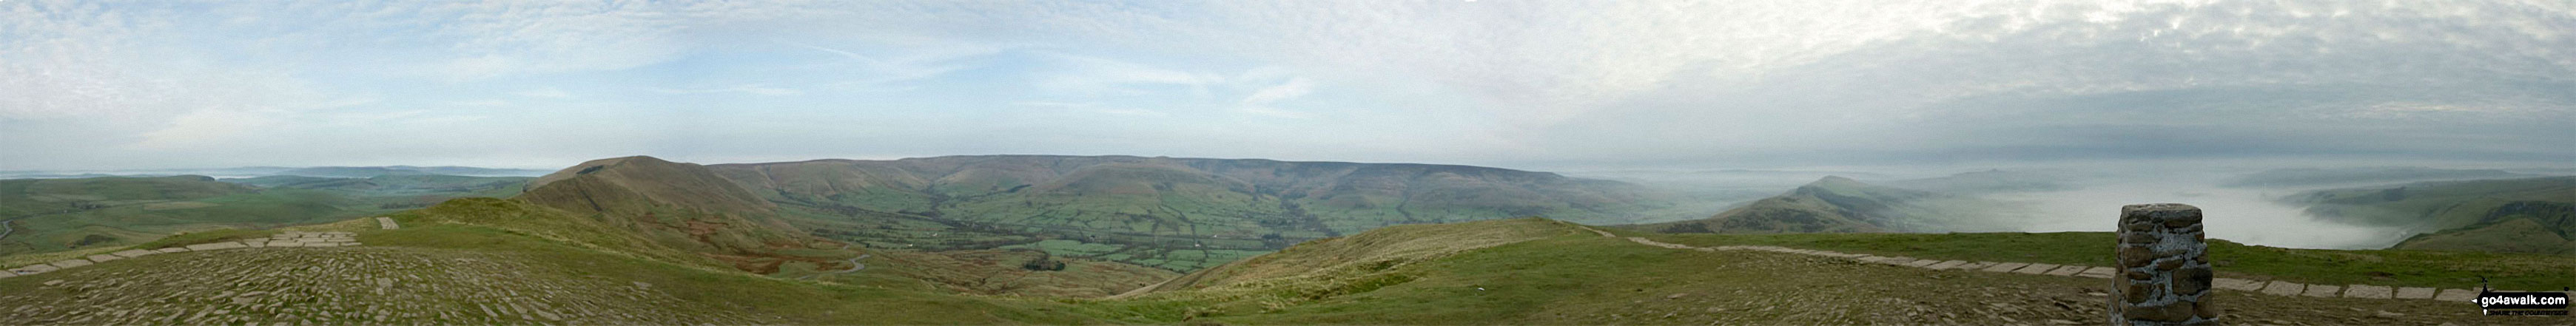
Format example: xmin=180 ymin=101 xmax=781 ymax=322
xmin=2473 ymin=279 xmax=2570 ymax=316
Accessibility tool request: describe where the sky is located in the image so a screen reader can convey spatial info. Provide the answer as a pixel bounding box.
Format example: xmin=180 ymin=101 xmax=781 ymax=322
xmin=4 ymin=0 xmax=2572 ymax=172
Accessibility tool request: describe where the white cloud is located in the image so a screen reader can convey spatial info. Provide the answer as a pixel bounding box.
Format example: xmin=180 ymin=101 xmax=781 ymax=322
xmin=1240 ymin=77 xmax=1314 ymax=106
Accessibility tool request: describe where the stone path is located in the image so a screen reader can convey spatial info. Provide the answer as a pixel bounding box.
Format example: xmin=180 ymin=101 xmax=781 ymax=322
xmin=1573 ymin=226 xmax=2491 ymax=304
xmin=0 ymin=246 xmax=763 ymax=325
xmin=4 ymin=231 xmax=359 ymax=278
xmin=375 ymin=217 xmax=400 ymax=230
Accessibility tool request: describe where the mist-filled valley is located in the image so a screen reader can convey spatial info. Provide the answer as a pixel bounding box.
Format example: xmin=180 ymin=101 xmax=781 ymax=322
xmin=1591 ymin=163 xmax=2570 ymax=251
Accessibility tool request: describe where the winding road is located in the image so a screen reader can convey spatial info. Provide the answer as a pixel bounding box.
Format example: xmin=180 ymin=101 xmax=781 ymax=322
xmin=796 ymin=243 xmax=870 ymax=280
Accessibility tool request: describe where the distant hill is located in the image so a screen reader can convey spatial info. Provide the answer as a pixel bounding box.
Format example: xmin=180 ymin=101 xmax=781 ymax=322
xmin=1879 ymin=169 xmax=2079 ymax=194
xmin=2224 ymin=167 xmax=2532 ymax=189
xmin=699 ymin=154 xmax=1687 ymax=271
xmin=0 ymin=173 xmax=538 ymax=257
xmin=0 ymin=175 xmax=253 ymax=219
xmin=1635 ymin=177 xmax=1998 ymax=234
xmin=2288 ymin=176 xmax=2575 ymax=254
xmin=276 ymin=166 xmax=549 ymax=178
xmin=222 ymin=174 xmax=529 ymax=197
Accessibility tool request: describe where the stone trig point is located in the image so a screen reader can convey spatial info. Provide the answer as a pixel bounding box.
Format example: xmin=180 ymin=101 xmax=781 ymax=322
xmin=2111 ymin=203 xmax=2217 ymax=325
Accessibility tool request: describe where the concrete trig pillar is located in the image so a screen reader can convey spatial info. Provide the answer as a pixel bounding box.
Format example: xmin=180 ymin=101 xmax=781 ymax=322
xmin=2111 ymin=203 xmax=2217 ymax=325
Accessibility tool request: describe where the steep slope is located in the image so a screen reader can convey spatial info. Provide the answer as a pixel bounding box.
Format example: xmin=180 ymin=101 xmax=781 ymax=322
xmin=514 ymin=156 xmax=826 ymax=271
xmin=706 ymin=155 xmax=1685 ymax=271
xmin=1636 ymin=177 xmax=1974 ymax=234
xmin=2290 ymin=176 xmax=2576 ymax=254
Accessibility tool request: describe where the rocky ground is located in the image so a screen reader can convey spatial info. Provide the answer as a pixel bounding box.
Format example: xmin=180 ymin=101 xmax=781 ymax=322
xmin=0 ymin=246 xmax=767 ymax=325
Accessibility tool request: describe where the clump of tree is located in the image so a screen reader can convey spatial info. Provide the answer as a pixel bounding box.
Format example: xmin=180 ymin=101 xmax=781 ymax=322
xmin=1020 ymin=251 xmax=1066 ymax=271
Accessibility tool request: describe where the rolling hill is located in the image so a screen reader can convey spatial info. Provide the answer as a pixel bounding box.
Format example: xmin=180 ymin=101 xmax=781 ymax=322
xmin=700 ymin=154 xmax=1690 ymax=271
xmin=1878 ymin=169 xmax=2081 ymax=194
xmin=2226 ymin=167 xmax=2535 ymax=189
xmin=1635 ymin=177 xmax=1994 ymax=234
xmin=2288 ymin=176 xmax=2576 ymax=254
xmin=0 ymin=176 xmax=346 ymax=257
xmin=0 ymin=173 xmax=541 ymax=259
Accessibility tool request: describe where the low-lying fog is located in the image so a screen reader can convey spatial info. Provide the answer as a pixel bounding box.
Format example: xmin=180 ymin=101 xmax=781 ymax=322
xmin=1982 ymin=174 xmax=2412 ymax=250
xmin=1576 ymin=161 xmax=2569 ymax=251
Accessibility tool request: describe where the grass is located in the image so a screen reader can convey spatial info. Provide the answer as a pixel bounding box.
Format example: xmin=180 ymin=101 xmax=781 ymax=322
xmin=1635 ymin=231 xmax=2576 ymax=291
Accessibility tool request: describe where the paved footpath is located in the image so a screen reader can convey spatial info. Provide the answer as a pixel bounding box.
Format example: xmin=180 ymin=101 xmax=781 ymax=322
xmin=1568 ymin=225 xmax=2509 ymax=304
xmin=4 ymin=231 xmax=360 ymax=278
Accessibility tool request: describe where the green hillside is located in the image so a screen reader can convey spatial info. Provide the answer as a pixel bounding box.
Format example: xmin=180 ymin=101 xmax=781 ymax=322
xmin=704 ymin=155 xmax=1689 ymax=271
xmin=0 ymin=174 xmax=539 ymax=258
xmin=514 ymin=156 xmax=833 ymax=272
xmin=1634 ymin=176 xmax=1991 ymax=234
xmin=2289 ymin=177 xmax=2575 ymax=254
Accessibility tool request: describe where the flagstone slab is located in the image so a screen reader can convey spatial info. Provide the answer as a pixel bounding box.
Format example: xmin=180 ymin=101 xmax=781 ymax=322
xmin=2301 ymin=284 xmax=2342 ymax=297
xmin=47 ymin=259 xmax=92 ymax=268
xmin=2394 ymin=287 xmax=2437 ymax=299
xmin=2434 ymin=288 xmax=2477 ymax=302
xmin=85 ymin=254 xmax=121 ymax=262
xmin=1923 ymin=260 xmax=1967 ymax=270
xmin=2213 ymin=278 xmax=2266 ymax=291
xmin=2260 ymin=281 xmax=2306 ymax=296
xmin=154 ymin=248 xmax=189 ymax=254
xmin=1981 ymin=262 xmax=2030 ymax=273
xmin=10 ymin=264 xmax=58 ymax=275
xmin=2343 ymin=285 xmax=2393 ymax=299
xmin=2075 ymin=267 xmax=2116 ymax=279
xmin=2012 ymin=263 xmax=2060 ymax=274
xmin=184 ymin=242 xmax=248 ymax=251
xmin=1903 ymin=259 xmax=1941 ymax=268
xmin=2044 ymin=265 xmax=2087 ymax=276
xmin=110 ymin=249 xmax=158 ymax=258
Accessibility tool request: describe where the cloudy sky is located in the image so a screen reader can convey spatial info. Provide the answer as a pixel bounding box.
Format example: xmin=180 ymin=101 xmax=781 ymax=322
xmin=4 ymin=0 xmax=2571 ymax=172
